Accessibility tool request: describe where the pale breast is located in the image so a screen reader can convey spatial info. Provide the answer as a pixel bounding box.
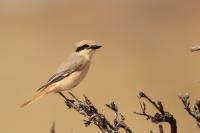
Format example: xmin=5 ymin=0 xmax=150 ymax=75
xmin=55 ymin=61 xmax=90 ymax=92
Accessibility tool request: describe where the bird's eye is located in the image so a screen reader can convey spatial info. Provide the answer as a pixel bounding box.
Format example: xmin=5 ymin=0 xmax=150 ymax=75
xmin=83 ymin=44 xmax=89 ymax=47
xmin=76 ymin=44 xmax=90 ymax=52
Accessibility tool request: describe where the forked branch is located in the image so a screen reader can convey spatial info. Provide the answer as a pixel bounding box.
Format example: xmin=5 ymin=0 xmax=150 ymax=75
xmin=58 ymin=92 xmax=133 ymax=133
xmin=179 ymin=94 xmax=200 ymax=127
xmin=134 ymin=92 xmax=177 ymax=133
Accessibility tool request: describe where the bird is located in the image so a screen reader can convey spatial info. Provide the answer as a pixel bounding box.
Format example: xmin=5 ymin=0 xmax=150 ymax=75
xmin=21 ymin=40 xmax=102 ymax=108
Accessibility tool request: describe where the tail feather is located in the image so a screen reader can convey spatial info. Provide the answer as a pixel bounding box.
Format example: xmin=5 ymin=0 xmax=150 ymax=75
xmin=20 ymin=90 xmax=47 ymax=108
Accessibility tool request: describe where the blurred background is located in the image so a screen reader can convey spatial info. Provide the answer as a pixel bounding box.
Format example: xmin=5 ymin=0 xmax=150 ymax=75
xmin=1 ymin=0 xmax=200 ymax=133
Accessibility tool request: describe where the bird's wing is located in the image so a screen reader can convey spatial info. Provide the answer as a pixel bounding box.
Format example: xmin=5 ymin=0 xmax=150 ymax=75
xmin=36 ymin=54 xmax=87 ymax=92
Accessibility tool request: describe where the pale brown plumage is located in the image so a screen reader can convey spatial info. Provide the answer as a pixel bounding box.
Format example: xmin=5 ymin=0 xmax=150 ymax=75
xmin=21 ymin=40 xmax=102 ymax=108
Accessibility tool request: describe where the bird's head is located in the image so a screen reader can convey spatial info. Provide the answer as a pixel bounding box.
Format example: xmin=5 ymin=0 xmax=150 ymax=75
xmin=75 ymin=40 xmax=102 ymax=58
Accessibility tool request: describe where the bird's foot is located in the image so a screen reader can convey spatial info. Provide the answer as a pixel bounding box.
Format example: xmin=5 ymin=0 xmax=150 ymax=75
xmin=67 ymin=89 xmax=73 ymax=94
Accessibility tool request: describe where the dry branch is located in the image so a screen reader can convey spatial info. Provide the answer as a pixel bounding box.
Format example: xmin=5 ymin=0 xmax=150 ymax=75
xmin=191 ymin=45 xmax=200 ymax=52
xmin=50 ymin=121 xmax=55 ymax=133
xmin=179 ymin=94 xmax=200 ymax=127
xmin=134 ymin=92 xmax=177 ymax=133
xmin=58 ymin=92 xmax=133 ymax=133
xmin=158 ymin=124 xmax=164 ymax=133
xmin=149 ymin=124 xmax=163 ymax=133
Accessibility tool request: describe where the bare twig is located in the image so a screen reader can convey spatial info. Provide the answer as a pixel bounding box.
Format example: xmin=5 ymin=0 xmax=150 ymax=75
xmin=159 ymin=124 xmax=164 ymax=133
xmin=58 ymin=92 xmax=133 ymax=133
xmin=50 ymin=121 xmax=55 ymax=133
xmin=134 ymin=91 xmax=177 ymax=133
xmin=179 ymin=94 xmax=200 ymax=127
xmin=106 ymin=101 xmax=132 ymax=133
xmin=148 ymin=124 xmax=163 ymax=133
xmin=191 ymin=45 xmax=200 ymax=52
xmin=150 ymin=130 xmax=154 ymax=133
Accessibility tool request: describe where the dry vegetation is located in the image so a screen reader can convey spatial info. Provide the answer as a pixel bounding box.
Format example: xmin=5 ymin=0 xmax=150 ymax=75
xmin=51 ymin=91 xmax=199 ymax=133
xmin=50 ymin=47 xmax=200 ymax=133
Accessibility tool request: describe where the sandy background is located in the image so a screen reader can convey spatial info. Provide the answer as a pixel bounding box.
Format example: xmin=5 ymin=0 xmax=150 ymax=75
xmin=1 ymin=0 xmax=200 ymax=133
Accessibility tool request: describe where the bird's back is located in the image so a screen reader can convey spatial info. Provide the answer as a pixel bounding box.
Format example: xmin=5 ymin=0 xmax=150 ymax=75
xmin=56 ymin=53 xmax=88 ymax=73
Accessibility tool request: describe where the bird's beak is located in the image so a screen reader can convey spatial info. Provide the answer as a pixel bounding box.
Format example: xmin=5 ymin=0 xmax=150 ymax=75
xmin=90 ymin=44 xmax=102 ymax=49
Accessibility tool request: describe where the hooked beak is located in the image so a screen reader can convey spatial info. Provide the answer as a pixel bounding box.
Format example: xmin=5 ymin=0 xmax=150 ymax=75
xmin=90 ymin=44 xmax=102 ymax=50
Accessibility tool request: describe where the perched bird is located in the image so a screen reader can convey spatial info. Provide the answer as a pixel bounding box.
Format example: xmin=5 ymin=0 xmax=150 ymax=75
xmin=21 ymin=40 xmax=102 ymax=108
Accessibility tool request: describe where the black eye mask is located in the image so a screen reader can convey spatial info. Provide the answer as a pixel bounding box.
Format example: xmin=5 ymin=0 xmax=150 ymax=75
xmin=76 ymin=44 xmax=90 ymax=52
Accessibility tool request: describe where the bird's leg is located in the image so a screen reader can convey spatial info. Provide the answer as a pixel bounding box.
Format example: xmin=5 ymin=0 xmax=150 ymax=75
xmin=67 ymin=89 xmax=73 ymax=93
xmin=58 ymin=92 xmax=69 ymax=101
xmin=67 ymin=90 xmax=82 ymax=103
xmin=58 ymin=91 xmax=75 ymax=104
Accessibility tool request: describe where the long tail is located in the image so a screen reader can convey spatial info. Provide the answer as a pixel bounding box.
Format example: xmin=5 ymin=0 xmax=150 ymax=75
xmin=20 ymin=90 xmax=47 ymax=108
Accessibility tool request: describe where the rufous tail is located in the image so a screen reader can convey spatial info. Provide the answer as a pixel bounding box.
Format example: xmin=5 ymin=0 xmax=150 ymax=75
xmin=20 ymin=90 xmax=47 ymax=108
